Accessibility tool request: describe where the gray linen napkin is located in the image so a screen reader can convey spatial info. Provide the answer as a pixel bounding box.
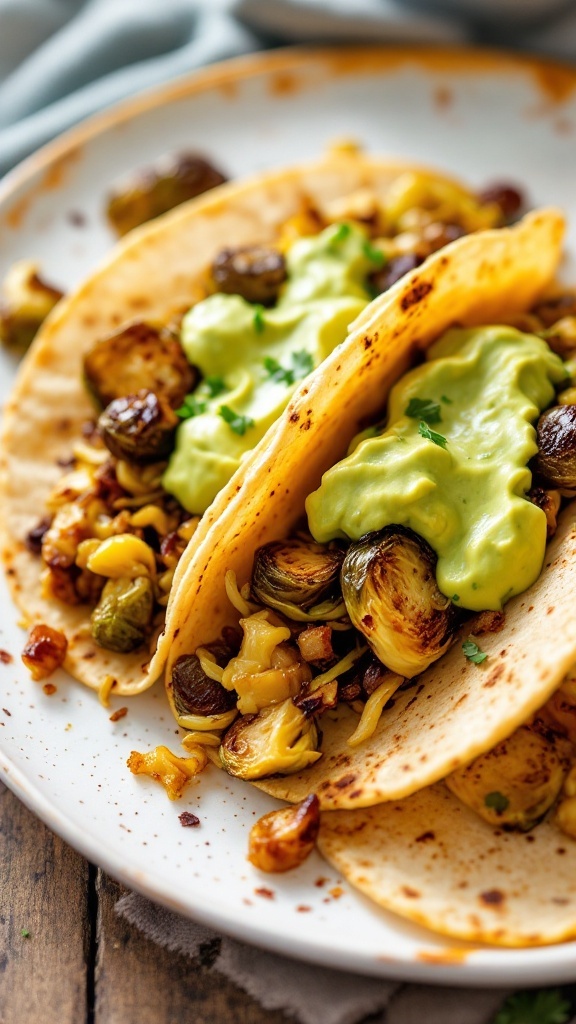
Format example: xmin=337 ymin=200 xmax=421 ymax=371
xmin=4 ymin=0 xmax=576 ymax=1016
xmin=116 ymin=892 xmax=510 ymax=1024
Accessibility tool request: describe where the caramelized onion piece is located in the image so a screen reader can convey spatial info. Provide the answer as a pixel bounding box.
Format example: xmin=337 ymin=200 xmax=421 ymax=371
xmin=22 ymin=624 xmax=67 ymax=680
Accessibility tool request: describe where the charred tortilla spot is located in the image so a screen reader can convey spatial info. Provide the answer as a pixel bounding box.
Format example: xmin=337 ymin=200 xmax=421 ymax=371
xmin=364 ymin=337 xmax=373 ymax=350
xmin=334 ymin=773 xmax=357 ymax=789
xmin=401 ymin=886 xmax=420 ymax=899
xmin=483 ymin=664 xmax=505 ymax=689
xmin=415 ymin=831 xmax=435 ymax=843
xmin=290 ymin=412 xmax=300 ymax=423
xmin=479 ymin=889 xmax=505 ymax=906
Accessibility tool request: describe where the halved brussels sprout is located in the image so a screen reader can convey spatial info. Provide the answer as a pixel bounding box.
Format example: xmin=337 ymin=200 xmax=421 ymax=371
xmin=341 ymin=526 xmax=457 ymax=678
xmin=90 ymin=575 xmax=154 ymax=653
xmin=446 ymin=721 xmax=572 ymax=831
xmin=219 ymin=698 xmax=321 ymax=780
xmin=533 ymin=404 xmax=576 ymax=490
xmin=106 ymin=152 xmax=227 ymax=236
xmin=251 ymin=538 xmax=345 ymax=621
xmin=171 ymin=641 xmax=238 ymax=719
xmin=0 ymin=260 xmax=63 ymax=351
xmin=83 ymin=322 xmax=195 ymax=409
xmin=98 ymin=389 xmax=178 ymax=464
xmin=211 ymin=246 xmax=286 ymax=305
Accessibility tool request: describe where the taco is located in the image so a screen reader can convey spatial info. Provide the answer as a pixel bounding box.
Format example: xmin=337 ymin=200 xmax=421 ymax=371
xmin=1 ymin=150 xmax=509 ymax=696
xmin=158 ymin=205 xmax=576 ymax=818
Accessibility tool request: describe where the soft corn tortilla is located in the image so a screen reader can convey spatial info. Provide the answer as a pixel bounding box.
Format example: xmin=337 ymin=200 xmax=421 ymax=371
xmin=318 ymin=782 xmax=576 ymax=947
xmin=0 ymin=151 xmax=480 ymax=695
xmin=163 ymin=207 xmax=575 ymax=800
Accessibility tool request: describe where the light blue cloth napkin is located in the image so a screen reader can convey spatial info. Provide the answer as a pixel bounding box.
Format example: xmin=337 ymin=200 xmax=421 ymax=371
xmin=2 ymin=0 xmax=576 ymax=177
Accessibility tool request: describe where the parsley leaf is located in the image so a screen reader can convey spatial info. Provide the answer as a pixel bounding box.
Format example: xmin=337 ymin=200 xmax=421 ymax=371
xmin=205 ymin=375 xmax=226 ymax=398
xmin=291 ymin=349 xmax=314 ymax=379
xmin=263 ymin=350 xmax=314 ymax=386
xmin=405 ymin=397 xmax=442 ymax=424
xmin=462 ymin=639 xmax=488 ymax=664
xmin=219 ymin=405 xmax=254 ymax=436
xmin=484 ymin=791 xmax=510 ymax=813
xmin=418 ymin=421 xmax=447 ymax=448
xmin=253 ymin=304 xmax=265 ymax=334
xmin=362 ymin=240 xmax=386 ymax=267
xmin=176 ymin=396 xmax=207 ymax=419
xmin=441 ymin=394 xmax=453 ymax=405
xmin=493 ymin=989 xmax=571 ymax=1024
xmin=21 ymin=928 xmax=30 ymax=938
xmin=331 ymin=222 xmax=351 ymax=244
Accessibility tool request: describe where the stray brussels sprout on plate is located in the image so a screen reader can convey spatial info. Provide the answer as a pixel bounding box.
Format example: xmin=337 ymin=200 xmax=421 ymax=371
xmin=98 ymin=389 xmax=178 ymax=464
xmin=106 ymin=152 xmax=228 ymax=236
xmin=248 ymin=794 xmax=320 ymax=873
xmin=83 ymin=321 xmax=196 ymax=409
xmin=171 ymin=644 xmax=238 ymax=719
xmin=0 ymin=261 xmax=63 ymax=351
xmin=341 ymin=526 xmax=458 ymax=678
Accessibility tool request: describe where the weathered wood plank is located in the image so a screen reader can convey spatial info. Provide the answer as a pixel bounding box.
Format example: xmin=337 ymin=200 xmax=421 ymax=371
xmin=95 ymin=872 xmax=290 ymax=1024
xmin=0 ymin=783 xmax=90 ymax=1024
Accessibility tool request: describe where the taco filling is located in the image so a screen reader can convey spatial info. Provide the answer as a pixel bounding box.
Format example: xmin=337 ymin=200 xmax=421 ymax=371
xmin=21 ymin=169 xmax=516 ymax=666
xmin=166 ymin=286 xmax=576 ymax=782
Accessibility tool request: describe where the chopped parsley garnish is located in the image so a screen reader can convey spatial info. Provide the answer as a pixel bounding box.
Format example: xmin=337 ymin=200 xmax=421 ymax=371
xmin=21 ymin=928 xmax=30 ymax=938
xmin=263 ymin=350 xmax=314 ymax=386
xmin=484 ymin=791 xmax=510 ymax=814
xmin=405 ymin=397 xmax=442 ymax=424
xmin=253 ymin=304 xmax=265 ymax=334
xmin=219 ymin=405 xmax=254 ymax=436
xmin=418 ymin=421 xmax=447 ymax=448
xmin=493 ymin=989 xmax=571 ymax=1024
xmin=176 ymin=396 xmax=207 ymax=419
xmin=205 ymin=375 xmax=226 ymax=398
xmin=462 ymin=639 xmax=488 ymax=664
xmin=441 ymin=394 xmax=453 ymax=404
xmin=452 ymin=594 xmax=460 ymax=602
xmin=362 ymin=240 xmax=386 ymax=267
xmin=331 ymin=222 xmax=351 ymax=244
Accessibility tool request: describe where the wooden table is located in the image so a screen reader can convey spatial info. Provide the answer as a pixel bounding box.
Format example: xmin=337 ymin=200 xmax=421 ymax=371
xmin=1 ymin=782 xmax=289 ymax=1023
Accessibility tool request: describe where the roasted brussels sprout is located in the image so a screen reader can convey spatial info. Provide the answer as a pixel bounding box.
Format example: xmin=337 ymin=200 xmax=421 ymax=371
xmin=219 ymin=698 xmax=321 ymax=780
xmin=106 ymin=152 xmax=227 ymax=236
xmin=211 ymin=245 xmax=287 ymax=305
xmin=533 ymin=404 xmax=576 ymax=489
xmin=369 ymin=252 xmax=424 ymax=295
xmin=83 ymin=321 xmax=195 ymax=409
xmin=0 ymin=260 xmax=63 ymax=351
xmin=248 ymin=794 xmax=320 ymax=872
xmin=98 ymin=389 xmax=178 ymax=464
xmin=251 ymin=538 xmax=345 ymax=621
xmin=90 ymin=575 xmax=154 ymax=653
xmin=341 ymin=526 xmax=458 ymax=678
xmin=446 ymin=721 xmax=572 ymax=831
xmin=171 ymin=641 xmax=238 ymax=719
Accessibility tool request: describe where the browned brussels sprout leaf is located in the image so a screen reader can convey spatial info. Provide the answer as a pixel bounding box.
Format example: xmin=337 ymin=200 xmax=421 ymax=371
xmin=219 ymin=698 xmax=321 ymax=780
xmin=0 ymin=261 xmax=63 ymax=352
xmin=91 ymin=575 xmax=155 ymax=653
xmin=83 ymin=321 xmax=196 ymax=409
xmin=211 ymin=246 xmax=287 ymax=305
xmin=251 ymin=537 xmax=345 ymax=622
xmin=533 ymin=404 xmax=576 ymax=490
xmin=106 ymin=152 xmax=228 ymax=236
xmin=98 ymin=389 xmax=178 ymax=464
xmin=171 ymin=641 xmax=238 ymax=719
xmin=341 ymin=526 xmax=458 ymax=677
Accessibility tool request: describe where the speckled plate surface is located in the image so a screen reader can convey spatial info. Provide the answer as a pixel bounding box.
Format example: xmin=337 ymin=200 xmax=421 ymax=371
xmin=3 ymin=46 xmax=576 ymax=985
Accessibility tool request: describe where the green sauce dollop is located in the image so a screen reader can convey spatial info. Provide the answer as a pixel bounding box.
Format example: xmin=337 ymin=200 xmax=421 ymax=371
xmin=163 ymin=223 xmax=374 ymax=513
xmin=307 ymin=327 xmax=566 ymax=611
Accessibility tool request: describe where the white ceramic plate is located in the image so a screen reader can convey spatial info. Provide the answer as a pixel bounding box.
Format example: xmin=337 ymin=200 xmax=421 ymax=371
xmin=3 ymin=46 xmax=576 ymax=986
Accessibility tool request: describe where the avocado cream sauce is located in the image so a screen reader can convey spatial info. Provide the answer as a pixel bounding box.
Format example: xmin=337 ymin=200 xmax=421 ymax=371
xmin=307 ymin=327 xmax=566 ymax=612
xmin=163 ymin=224 xmax=374 ymax=513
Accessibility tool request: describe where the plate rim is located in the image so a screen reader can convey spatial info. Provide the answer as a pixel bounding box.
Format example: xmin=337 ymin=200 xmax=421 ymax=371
xmin=3 ymin=42 xmax=576 ymax=986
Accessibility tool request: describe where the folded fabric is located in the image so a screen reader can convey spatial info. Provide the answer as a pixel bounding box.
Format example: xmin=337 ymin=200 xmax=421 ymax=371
xmin=116 ymin=891 xmax=510 ymax=1024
